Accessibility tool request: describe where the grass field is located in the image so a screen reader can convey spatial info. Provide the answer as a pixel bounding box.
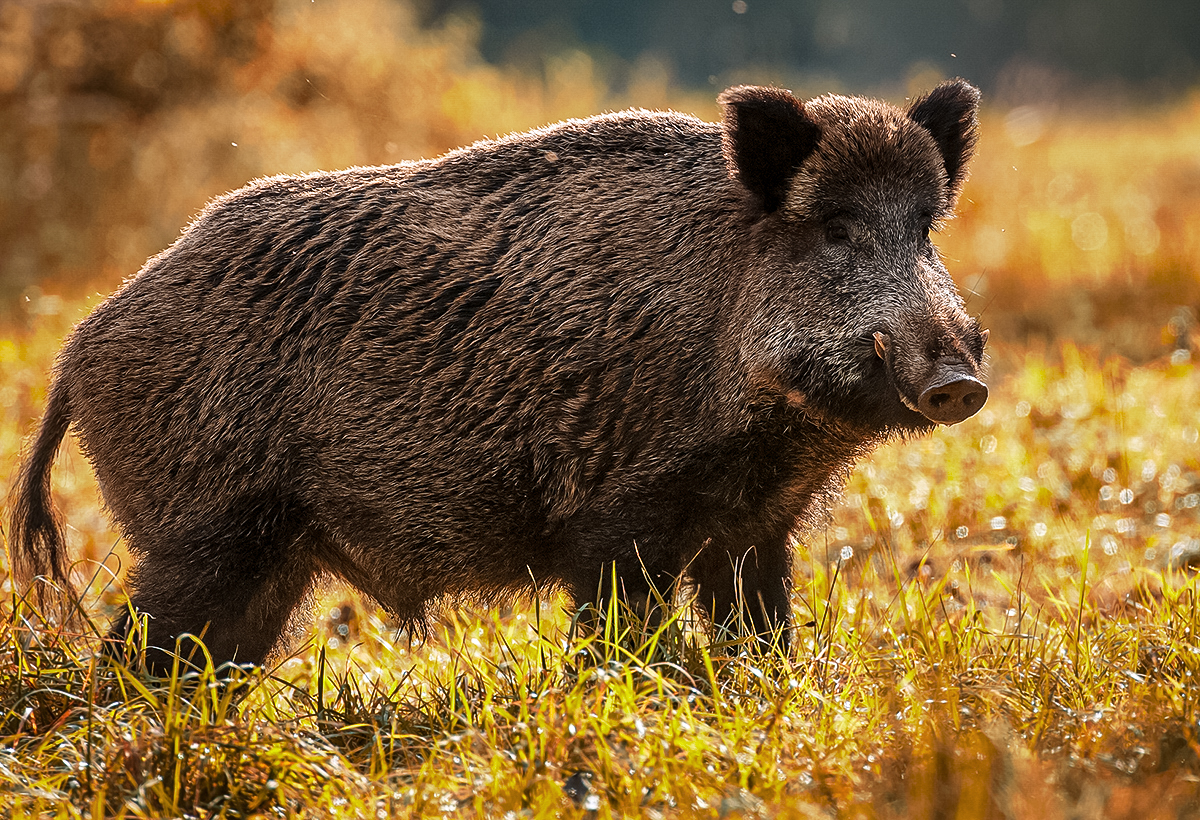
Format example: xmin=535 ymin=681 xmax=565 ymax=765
xmin=5 ymin=329 xmax=1200 ymax=817
xmin=5 ymin=1 xmax=1200 ymax=816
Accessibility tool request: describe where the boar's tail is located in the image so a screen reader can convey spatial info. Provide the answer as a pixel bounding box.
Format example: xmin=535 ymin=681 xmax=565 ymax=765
xmin=7 ymin=377 xmax=76 ymax=622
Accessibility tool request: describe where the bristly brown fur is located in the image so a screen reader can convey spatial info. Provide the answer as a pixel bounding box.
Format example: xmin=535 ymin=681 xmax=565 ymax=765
xmin=10 ymin=81 xmax=988 ymax=673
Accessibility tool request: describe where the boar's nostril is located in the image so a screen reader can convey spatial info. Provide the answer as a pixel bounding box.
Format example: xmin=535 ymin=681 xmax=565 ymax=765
xmin=918 ymin=374 xmax=988 ymax=424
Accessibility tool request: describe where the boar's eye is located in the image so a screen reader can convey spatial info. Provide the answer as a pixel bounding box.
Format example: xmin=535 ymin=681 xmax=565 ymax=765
xmin=825 ymin=219 xmax=851 ymax=244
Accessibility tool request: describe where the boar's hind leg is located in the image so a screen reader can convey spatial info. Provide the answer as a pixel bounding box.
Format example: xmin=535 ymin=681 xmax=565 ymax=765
xmin=113 ymin=522 xmax=319 ymax=675
xmin=688 ymin=535 xmax=793 ymax=653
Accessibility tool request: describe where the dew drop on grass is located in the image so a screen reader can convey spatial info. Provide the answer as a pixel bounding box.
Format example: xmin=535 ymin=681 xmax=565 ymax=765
xmin=840 ymin=545 xmax=854 ymax=561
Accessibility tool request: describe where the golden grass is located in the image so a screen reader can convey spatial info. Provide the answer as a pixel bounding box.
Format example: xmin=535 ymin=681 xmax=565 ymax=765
xmin=936 ymin=96 xmax=1200 ymax=357
xmin=6 ymin=320 xmax=1200 ymax=816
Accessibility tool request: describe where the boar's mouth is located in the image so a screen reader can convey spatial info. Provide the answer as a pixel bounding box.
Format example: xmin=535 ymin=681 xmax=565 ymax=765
xmin=873 ymin=332 xmax=987 ymax=426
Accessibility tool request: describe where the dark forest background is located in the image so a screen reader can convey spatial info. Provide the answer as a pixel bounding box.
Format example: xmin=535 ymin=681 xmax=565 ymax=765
xmin=422 ymin=0 xmax=1200 ymax=100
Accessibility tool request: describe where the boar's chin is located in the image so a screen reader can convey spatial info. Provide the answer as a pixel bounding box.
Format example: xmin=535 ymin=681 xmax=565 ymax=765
xmin=778 ymin=366 xmax=935 ymax=436
xmin=866 ymin=350 xmax=942 ymax=433
xmin=847 ymin=371 xmax=938 ymax=434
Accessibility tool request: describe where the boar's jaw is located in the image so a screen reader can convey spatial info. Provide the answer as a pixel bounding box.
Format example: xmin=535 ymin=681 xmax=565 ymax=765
xmin=873 ymin=331 xmax=987 ymax=426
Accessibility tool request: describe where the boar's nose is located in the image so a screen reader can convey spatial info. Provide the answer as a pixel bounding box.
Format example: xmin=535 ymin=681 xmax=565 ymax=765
xmin=917 ymin=366 xmax=988 ymax=424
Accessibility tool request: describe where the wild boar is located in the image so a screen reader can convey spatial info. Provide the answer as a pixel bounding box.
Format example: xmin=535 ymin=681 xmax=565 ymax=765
xmin=10 ymin=80 xmax=988 ymax=671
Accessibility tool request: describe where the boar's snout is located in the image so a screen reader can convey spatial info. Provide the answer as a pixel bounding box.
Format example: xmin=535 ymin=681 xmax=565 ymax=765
xmin=874 ymin=331 xmax=988 ymax=426
xmin=917 ymin=365 xmax=988 ymax=424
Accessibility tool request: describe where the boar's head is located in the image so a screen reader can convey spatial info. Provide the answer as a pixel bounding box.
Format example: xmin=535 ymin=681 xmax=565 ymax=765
xmin=720 ymin=80 xmax=988 ymax=435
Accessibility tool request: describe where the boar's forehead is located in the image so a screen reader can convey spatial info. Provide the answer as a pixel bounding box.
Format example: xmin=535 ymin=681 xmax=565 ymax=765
xmin=787 ymin=97 xmax=951 ymax=221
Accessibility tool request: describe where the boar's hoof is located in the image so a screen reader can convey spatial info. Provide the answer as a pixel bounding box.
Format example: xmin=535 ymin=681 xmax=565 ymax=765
xmin=918 ymin=370 xmax=987 ymax=424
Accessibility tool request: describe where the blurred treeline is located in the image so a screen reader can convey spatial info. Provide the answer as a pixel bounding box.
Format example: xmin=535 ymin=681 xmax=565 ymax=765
xmin=425 ymin=0 xmax=1200 ymax=100
xmin=1 ymin=0 xmax=703 ymax=315
xmin=0 ymin=0 xmax=617 ymax=315
xmin=2 ymin=0 xmax=1200 ymax=362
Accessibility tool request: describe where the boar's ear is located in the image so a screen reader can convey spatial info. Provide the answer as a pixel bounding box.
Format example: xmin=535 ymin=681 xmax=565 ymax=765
xmin=907 ymin=79 xmax=980 ymax=202
xmin=719 ymin=85 xmax=821 ymax=213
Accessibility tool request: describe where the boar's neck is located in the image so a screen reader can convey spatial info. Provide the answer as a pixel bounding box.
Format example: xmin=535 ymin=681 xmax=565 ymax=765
xmin=682 ymin=403 xmax=873 ymax=531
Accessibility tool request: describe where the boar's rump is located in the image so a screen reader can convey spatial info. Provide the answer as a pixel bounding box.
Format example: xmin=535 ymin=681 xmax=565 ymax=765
xmin=9 ymin=80 xmax=988 ymax=672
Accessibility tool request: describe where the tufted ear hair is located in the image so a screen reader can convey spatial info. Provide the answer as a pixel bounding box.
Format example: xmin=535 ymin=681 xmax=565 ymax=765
xmin=907 ymin=79 xmax=980 ymax=204
xmin=718 ymin=85 xmax=822 ymax=213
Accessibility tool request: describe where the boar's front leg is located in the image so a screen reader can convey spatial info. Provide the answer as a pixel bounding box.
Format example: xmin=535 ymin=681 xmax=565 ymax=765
xmin=568 ymin=554 xmax=684 ymax=638
xmin=562 ymin=519 xmax=689 ymax=639
xmin=687 ymin=532 xmax=793 ymax=653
